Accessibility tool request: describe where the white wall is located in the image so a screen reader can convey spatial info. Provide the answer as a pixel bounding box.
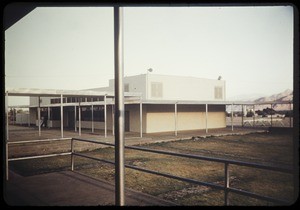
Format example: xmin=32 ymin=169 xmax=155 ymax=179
xmin=107 ymin=74 xmax=226 ymax=101
xmin=147 ymin=74 xmax=226 ymax=101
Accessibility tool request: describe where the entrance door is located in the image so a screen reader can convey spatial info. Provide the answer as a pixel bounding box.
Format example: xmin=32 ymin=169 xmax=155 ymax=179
xmin=125 ymin=111 xmax=130 ymax=132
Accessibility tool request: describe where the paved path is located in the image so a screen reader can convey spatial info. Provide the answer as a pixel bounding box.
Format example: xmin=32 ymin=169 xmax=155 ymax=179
xmin=4 ymin=170 xmax=177 ymax=206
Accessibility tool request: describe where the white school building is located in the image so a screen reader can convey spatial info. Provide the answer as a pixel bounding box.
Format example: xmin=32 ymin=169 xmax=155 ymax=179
xmin=9 ymin=74 xmax=228 ymax=135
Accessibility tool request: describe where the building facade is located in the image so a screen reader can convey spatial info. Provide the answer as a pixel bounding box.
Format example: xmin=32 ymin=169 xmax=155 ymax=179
xmin=28 ymin=74 xmax=227 ymax=134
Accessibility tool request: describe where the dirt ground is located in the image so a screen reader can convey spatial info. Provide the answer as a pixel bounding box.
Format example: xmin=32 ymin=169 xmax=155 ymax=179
xmin=8 ymin=126 xmax=296 ymax=206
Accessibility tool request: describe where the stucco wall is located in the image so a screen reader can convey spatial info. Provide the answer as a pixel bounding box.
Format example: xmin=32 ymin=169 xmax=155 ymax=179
xmin=145 ymin=104 xmax=226 ymax=133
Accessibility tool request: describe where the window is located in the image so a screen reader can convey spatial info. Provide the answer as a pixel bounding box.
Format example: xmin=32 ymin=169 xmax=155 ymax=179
xmin=151 ymin=82 xmax=163 ymax=98
xmin=214 ymin=86 xmax=223 ymax=99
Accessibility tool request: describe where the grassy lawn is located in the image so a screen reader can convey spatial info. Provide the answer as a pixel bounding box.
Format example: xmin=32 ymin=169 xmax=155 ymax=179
xmin=9 ymin=132 xmax=295 ymax=206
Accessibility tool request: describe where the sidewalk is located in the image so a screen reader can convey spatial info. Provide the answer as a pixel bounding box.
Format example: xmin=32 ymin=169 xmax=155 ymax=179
xmin=3 ymin=170 xmax=177 ymax=206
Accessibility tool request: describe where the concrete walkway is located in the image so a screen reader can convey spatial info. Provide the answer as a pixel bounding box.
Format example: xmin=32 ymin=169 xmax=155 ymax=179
xmin=3 ymin=170 xmax=177 ymax=206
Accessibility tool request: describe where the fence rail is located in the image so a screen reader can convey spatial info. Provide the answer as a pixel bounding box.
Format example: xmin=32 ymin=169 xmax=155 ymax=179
xmin=6 ymin=137 xmax=293 ymax=205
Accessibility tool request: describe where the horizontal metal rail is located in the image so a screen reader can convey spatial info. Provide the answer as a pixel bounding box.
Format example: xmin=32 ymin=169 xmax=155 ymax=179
xmin=72 ymin=137 xmax=293 ymax=174
xmin=8 ymin=152 xmax=71 ymax=161
xmin=7 ymin=137 xmax=72 ymax=145
xmin=71 ymin=137 xmax=293 ymax=205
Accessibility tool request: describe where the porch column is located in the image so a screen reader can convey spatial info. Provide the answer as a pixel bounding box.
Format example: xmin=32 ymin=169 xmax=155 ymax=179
xmin=241 ymin=105 xmax=244 ymax=127
xmin=92 ymin=101 xmax=94 ymax=133
xmin=205 ymin=104 xmax=208 ymax=133
xmin=47 ymin=107 xmax=50 ymax=128
xmin=174 ymin=102 xmax=178 ymax=136
xmin=289 ymin=101 xmax=292 ymax=127
xmin=270 ymin=103 xmax=273 ymax=127
xmin=28 ymin=108 xmax=30 ymax=127
xmin=79 ymin=103 xmax=81 ymax=136
xmin=140 ymin=97 xmax=143 ymax=138
xmin=74 ymin=105 xmax=77 ymax=132
xmin=112 ymin=104 xmax=114 ymax=136
xmin=104 ymin=95 xmax=107 ymax=138
xmin=60 ymin=94 xmax=63 ymax=138
xmin=38 ymin=96 xmax=41 ymax=136
xmin=231 ymin=103 xmax=234 ymax=131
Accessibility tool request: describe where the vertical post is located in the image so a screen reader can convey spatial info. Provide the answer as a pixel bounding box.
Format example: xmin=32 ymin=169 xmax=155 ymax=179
xmin=71 ymin=138 xmax=74 ymax=171
xmin=175 ymin=102 xmax=178 ymax=136
xmin=74 ymin=105 xmax=77 ymax=132
xmin=224 ymin=163 xmax=229 ymax=205
xmin=92 ymin=98 xmax=94 ymax=133
xmin=270 ymin=103 xmax=273 ymax=127
xmin=112 ymin=104 xmax=115 ymax=136
xmin=5 ymin=91 xmax=9 ymax=180
xmin=231 ymin=103 xmax=233 ymax=131
xmin=253 ymin=105 xmax=255 ymax=127
xmin=47 ymin=107 xmax=50 ymax=128
xmin=140 ymin=97 xmax=143 ymax=138
xmin=104 ymin=95 xmax=107 ymax=138
xmin=6 ymin=92 xmax=9 ymax=140
xmin=289 ymin=101 xmax=292 ymax=127
xmin=241 ymin=105 xmax=244 ymax=127
xmin=205 ymin=104 xmax=208 ymax=133
xmin=61 ymin=94 xmax=64 ymax=138
xmin=114 ymin=6 xmax=125 ymax=206
xmin=38 ymin=97 xmax=41 ymax=136
xmin=79 ymin=103 xmax=81 ymax=136
xmin=28 ymin=108 xmax=30 ymax=127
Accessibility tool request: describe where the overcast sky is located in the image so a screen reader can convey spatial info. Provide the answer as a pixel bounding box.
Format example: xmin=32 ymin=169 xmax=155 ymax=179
xmin=5 ymin=5 xmax=294 ymax=105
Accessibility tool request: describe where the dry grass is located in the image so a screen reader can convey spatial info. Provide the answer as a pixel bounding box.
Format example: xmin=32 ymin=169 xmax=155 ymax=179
xmin=9 ymin=131 xmax=295 ymax=206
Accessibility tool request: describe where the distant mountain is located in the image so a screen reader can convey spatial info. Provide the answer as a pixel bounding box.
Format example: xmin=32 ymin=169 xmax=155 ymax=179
xmin=227 ymin=89 xmax=293 ymax=112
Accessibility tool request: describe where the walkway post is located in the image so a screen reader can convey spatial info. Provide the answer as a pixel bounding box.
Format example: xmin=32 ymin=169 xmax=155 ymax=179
xmin=60 ymin=94 xmax=64 ymax=138
xmin=174 ymin=102 xmax=178 ymax=136
xmin=92 ymin=99 xmax=94 ymax=133
xmin=38 ymin=96 xmax=41 ymax=136
xmin=104 ymin=94 xmax=107 ymax=138
xmin=140 ymin=96 xmax=143 ymax=138
xmin=205 ymin=104 xmax=208 ymax=133
xmin=231 ymin=103 xmax=233 ymax=131
xmin=114 ymin=6 xmax=125 ymax=206
xmin=74 ymin=105 xmax=77 ymax=132
xmin=79 ymin=103 xmax=81 ymax=136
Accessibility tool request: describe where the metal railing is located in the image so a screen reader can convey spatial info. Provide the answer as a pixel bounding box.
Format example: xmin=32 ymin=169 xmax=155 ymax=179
xmin=71 ymin=137 xmax=293 ymax=205
xmin=6 ymin=137 xmax=293 ymax=205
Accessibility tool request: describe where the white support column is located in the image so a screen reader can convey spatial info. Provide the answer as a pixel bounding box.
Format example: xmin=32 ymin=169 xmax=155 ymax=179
xmin=74 ymin=105 xmax=77 ymax=132
xmin=28 ymin=108 xmax=30 ymax=127
xmin=112 ymin=104 xmax=115 ymax=136
xmin=205 ymin=104 xmax=208 ymax=133
xmin=253 ymin=104 xmax=255 ymax=127
xmin=79 ymin=103 xmax=81 ymax=136
xmin=104 ymin=95 xmax=107 ymax=138
xmin=231 ymin=103 xmax=234 ymax=131
xmin=47 ymin=107 xmax=50 ymax=128
xmin=289 ymin=101 xmax=292 ymax=127
xmin=38 ymin=97 xmax=41 ymax=136
xmin=241 ymin=104 xmax=244 ymax=127
xmin=92 ymin=101 xmax=94 ymax=133
xmin=60 ymin=94 xmax=64 ymax=138
xmin=270 ymin=103 xmax=273 ymax=127
xmin=140 ymin=97 xmax=143 ymax=138
xmin=174 ymin=102 xmax=178 ymax=136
